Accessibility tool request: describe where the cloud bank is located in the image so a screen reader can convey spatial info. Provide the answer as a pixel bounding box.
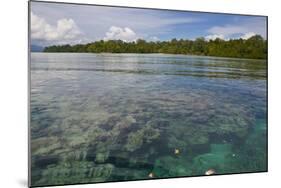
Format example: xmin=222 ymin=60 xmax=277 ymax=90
xmin=241 ymin=32 xmax=256 ymax=40
xmin=206 ymin=18 xmax=266 ymax=40
xmin=205 ymin=34 xmax=225 ymax=41
xmin=104 ymin=26 xmax=137 ymax=42
xmin=31 ymin=12 xmax=81 ymax=44
xmin=30 ymin=2 xmax=266 ymax=46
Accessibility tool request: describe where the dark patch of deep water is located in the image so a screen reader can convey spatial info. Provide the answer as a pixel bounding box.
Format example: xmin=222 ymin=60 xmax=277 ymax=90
xmin=30 ymin=53 xmax=267 ymax=186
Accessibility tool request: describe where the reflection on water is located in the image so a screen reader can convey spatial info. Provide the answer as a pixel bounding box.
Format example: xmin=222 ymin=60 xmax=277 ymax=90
xmin=30 ymin=53 xmax=267 ymax=186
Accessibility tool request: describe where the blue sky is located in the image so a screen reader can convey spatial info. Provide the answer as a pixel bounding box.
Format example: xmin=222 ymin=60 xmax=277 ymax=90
xmin=30 ymin=1 xmax=267 ymax=46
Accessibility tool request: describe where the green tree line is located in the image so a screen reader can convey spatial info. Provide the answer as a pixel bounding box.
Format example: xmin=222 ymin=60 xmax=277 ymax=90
xmin=44 ymin=35 xmax=267 ymax=59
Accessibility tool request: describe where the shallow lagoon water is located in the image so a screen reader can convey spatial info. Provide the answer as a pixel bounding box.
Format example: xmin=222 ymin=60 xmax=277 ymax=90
xmin=30 ymin=53 xmax=267 ymax=186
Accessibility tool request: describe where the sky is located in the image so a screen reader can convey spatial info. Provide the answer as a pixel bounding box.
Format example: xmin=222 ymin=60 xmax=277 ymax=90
xmin=30 ymin=1 xmax=267 ymax=47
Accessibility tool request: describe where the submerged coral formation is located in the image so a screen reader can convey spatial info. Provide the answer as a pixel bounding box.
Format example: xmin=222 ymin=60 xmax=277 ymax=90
xmin=35 ymin=161 xmax=114 ymax=186
xmin=125 ymin=124 xmax=160 ymax=152
xmin=31 ymin=88 xmax=266 ymax=185
xmin=30 ymin=53 xmax=267 ymax=186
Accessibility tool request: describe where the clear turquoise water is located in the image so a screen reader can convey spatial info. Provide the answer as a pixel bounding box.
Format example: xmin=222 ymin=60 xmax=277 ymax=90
xmin=30 ymin=53 xmax=267 ymax=186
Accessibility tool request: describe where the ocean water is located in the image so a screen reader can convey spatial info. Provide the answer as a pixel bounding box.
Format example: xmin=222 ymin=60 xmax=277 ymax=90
xmin=30 ymin=53 xmax=267 ymax=186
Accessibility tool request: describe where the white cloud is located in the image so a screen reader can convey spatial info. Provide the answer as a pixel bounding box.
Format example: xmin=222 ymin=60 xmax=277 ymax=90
xmin=148 ymin=36 xmax=160 ymax=41
xmin=206 ymin=18 xmax=266 ymax=40
xmin=205 ymin=34 xmax=225 ymax=41
xmin=31 ymin=2 xmax=203 ymax=44
xmin=241 ymin=32 xmax=256 ymax=40
xmin=208 ymin=25 xmax=248 ymax=37
xmin=103 ymin=26 xmax=137 ymax=42
xmin=31 ymin=11 xmax=81 ymax=43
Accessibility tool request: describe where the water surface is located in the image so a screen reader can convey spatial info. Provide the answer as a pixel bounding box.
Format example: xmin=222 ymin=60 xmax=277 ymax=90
xmin=30 ymin=53 xmax=267 ymax=186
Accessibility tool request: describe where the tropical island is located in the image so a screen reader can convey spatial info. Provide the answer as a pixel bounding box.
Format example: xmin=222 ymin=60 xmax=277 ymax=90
xmin=43 ymin=35 xmax=267 ymax=59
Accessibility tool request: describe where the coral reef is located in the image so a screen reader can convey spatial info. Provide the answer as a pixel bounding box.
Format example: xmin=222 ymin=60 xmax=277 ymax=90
xmin=30 ymin=53 xmax=267 ymax=186
xmin=95 ymin=152 xmax=109 ymax=164
xmin=125 ymin=124 xmax=160 ymax=152
xmin=34 ymin=161 xmax=114 ymax=186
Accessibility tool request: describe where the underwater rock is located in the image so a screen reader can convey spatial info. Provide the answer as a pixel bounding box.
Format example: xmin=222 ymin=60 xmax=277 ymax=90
xmin=87 ymin=127 xmax=106 ymax=142
xmin=67 ymin=134 xmax=88 ymax=148
xmin=118 ymin=115 xmax=137 ymax=128
xmin=85 ymin=117 xmax=136 ymax=163
xmin=148 ymin=172 xmax=154 ymax=178
xmin=125 ymin=131 xmax=143 ymax=152
xmin=35 ymin=161 xmax=114 ymax=186
xmin=31 ymin=137 xmax=62 ymax=155
xmin=62 ymin=149 xmax=88 ymax=162
xmin=205 ymin=169 xmax=215 ymax=175
xmin=125 ymin=125 xmax=160 ymax=152
xmin=91 ymin=164 xmax=114 ymax=180
xmin=94 ymin=129 xmax=123 ymax=153
xmin=174 ymin=148 xmax=180 ymax=155
xmin=205 ymin=104 xmax=255 ymax=139
xmin=142 ymin=125 xmax=161 ymax=143
xmin=95 ymin=152 xmax=109 ymax=164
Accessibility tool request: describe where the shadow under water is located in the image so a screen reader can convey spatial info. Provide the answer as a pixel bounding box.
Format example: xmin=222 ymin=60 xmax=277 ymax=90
xmin=30 ymin=53 xmax=267 ymax=186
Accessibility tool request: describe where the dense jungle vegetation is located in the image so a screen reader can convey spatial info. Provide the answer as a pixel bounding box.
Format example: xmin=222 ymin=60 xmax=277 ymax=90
xmin=44 ymin=35 xmax=267 ymax=59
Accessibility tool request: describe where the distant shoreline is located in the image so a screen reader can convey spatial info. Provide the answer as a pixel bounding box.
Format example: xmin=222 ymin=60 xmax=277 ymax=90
xmin=40 ymin=36 xmax=267 ymax=60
